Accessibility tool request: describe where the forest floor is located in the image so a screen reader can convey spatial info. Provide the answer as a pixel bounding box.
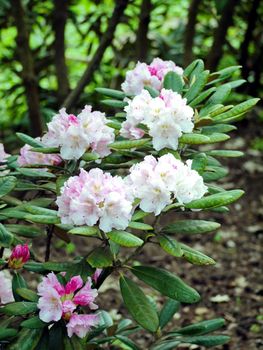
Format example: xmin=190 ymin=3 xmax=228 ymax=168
xmin=39 ymin=113 xmax=263 ymax=349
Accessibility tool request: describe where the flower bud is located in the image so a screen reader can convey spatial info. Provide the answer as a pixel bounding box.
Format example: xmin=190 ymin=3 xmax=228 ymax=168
xmin=8 ymin=244 xmax=30 ymax=269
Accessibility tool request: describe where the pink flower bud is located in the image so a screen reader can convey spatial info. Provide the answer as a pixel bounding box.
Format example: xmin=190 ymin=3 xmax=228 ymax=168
xmin=8 ymin=244 xmax=30 ymax=269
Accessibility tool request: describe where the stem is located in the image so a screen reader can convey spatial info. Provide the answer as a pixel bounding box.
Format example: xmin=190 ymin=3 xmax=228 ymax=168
xmin=45 ymin=225 xmax=54 ymax=262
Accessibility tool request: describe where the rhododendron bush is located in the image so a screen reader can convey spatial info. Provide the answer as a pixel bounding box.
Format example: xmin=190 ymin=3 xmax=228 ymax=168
xmin=0 ymin=58 xmax=259 ymax=349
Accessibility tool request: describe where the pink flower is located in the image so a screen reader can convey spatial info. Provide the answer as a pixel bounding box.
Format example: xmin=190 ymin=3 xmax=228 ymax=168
xmin=42 ymin=106 xmax=115 ymax=160
xmin=56 ymin=168 xmax=134 ymax=232
xmin=92 ymin=269 xmax=102 ymax=284
xmin=66 ymin=313 xmax=99 ymax=338
xmin=0 ymin=271 xmax=14 ymax=305
xmin=18 ymin=143 xmax=61 ymax=167
xmin=37 ymin=273 xmax=99 ymax=337
xmin=8 ymin=244 xmax=30 ymax=269
xmin=0 ymin=143 xmax=9 ymax=163
xmin=121 ymin=58 xmax=183 ymax=95
xmin=73 ymin=278 xmax=98 ymax=309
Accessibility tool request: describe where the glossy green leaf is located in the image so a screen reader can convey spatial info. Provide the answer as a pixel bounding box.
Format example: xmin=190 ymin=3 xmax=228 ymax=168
xmin=107 ymin=230 xmax=143 ymax=247
xmin=206 ymin=133 xmax=230 ymax=143
xmin=185 ymin=70 xmax=209 ymax=102
xmin=12 ymin=273 xmax=27 ymax=301
xmin=21 ymin=316 xmax=46 ymax=329
xmin=159 ymin=299 xmax=180 ymax=329
xmin=101 ymin=99 xmax=127 ymax=108
xmin=16 ymin=288 xmax=38 ymax=302
xmin=131 ymin=210 xmax=149 ymax=221
xmin=119 ymin=276 xmax=159 ymax=332
xmin=109 ymin=138 xmax=150 ymax=150
xmin=29 ymin=147 xmax=59 ymax=154
xmin=81 ymin=152 xmax=100 ymax=162
xmin=0 ymin=328 xmax=18 ymax=340
xmin=16 ymin=133 xmax=43 ymax=148
xmin=180 ymin=244 xmax=216 ymax=265
xmin=181 ymin=335 xmax=230 ymax=347
xmin=158 ymin=235 xmax=183 ymax=257
xmin=189 ymin=87 xmax=216 ymax=107
xmin=163 ymin=220 xmax=220 ymax=235
xmin=128 ymin=221 xmax=153 ymax=230
xmin=5 ymin=224 xmax=43 ymax=238
xmin=24 ymin=214 xmax=60 ymax=224
xmin=163 ymin=72 xmax=183 ymax=93
xmin=185 ymin=190 xmax=244 ymax=209
xmin=87 ymin=247 xmax=113 ymax=268
xmin=213 ymin=98 xmax=259 ymax=122
xmin=95 ymin=87 xmax=125 ymax=99
xmin=173 ymin=318 xmax=225 ymax=336
xmin=179 ymin=133 xmax=210 ymax=144
xmin=23 ymin=261 xmax=46 ymax=273
xmin=184 ymin=59 xmax=204 ymax=78
xmin=132 ymin=266 xmax=200 ymax=303
xmin=43 ymin=261 xmax=73 ymax=272
xmin=0 ymin=223 xmax=13 ymax=247
xmin=23 ymin=205 xmax=57 ymax=216
xmin=18 ymin=168 xmax=56 ymax=178
xmin=115 ymin=335 xmax=140 ymax=350
xmin=191 ymin=153 xmax=207 ymax=174
xmin=201 ymin=124 xmax=236 ymax=134
xmin=8 ymin=328 xmax=43 ymax=350
xmin=206 ymin=84 xmax=231 ymax=105
xmin=68 ymin=226 xmax=99 ymax=236
xmin=206 ymin=150 xmax=244 ymax=157
xmin=1 ymin=302 xmax=38 ymax=315
xmin=0 ymin=176 xmax=17 ymax=197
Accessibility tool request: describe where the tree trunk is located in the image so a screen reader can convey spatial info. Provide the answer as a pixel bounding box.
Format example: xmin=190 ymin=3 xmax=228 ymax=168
xmin=183 ymin=0 xmax=202 ymax=66
xmin=11 ymin=0 xmax=43 ymax=136
xmin=62 ymin=0 xmax=129 ymax=110
xmin=136 ymin=0 xmax=152 ymax=61
xmin=53 ymin=0 xmax=70 ymax=104
xmin=206 ymin=0 xmax=239 ymax=71
xmin=239 ymin=0 xmax=260 ymax=80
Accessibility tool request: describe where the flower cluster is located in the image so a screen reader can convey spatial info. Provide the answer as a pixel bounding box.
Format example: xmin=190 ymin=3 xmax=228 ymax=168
xmin=120 ymin=89 xmax=194 ymax=151
xmin=126 ymin=154 xmax=207 ymax=215
xmin=56 ymin=168 xmax=134 ymax=232
xmin=37 ymin=273 xmax=99 ymax=338
xmin=18 ymin=143 xmax=61 ymax=167
xmin=8 ymin=244 xmax=30 ymax=269
xmin=121 ymin=58 xmax=183 ymax=95
xmin=0 ymin=270 xmax=14 ymax=305
xmin=42 ymin=106 xmax=115 ymax=160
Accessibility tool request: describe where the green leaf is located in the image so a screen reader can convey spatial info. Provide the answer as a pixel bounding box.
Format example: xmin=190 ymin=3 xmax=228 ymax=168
xmin=43 ymin=261 xmax=73 ymax=272
xmin=0 ymin=223 xmax=13 ymax=247
xmin=151 ymin=340 xmax=180 ymax=350
xmin=12 ymin=273 xmax=27 ymax=301
xmin=201 ymin=124 xmax=236 ymax=134
xmin=101 ymin=99 xmax=127 ymax=108
xmin=109 ymin=138 xmax=150 ymax=150
xmin=128 ymin=221 xmax=153 ymax=231
xmin=189 ymin=87 xmax=216 ymax=107
xmin=0 ymin=208 xmax=28 ymax=220
xmin=144 ymin=86 xmax=159 ymax=97
xmin=87 ymin=247 xmax=113 ymax=268
xmin=24 ymin=214 xmax=60 ymax=224
xmin=191 ymin=153 xmax=208 ymax=174
xmin=68 ymin=226 xmax=99 ymax=236
xmin=29 ymin=147 xmax=59 ymax=154
xmin=163 ymin=72 xmax=183 ymax=93
xmin=16 ymin=288 xmax=38 ymax=302
xmin=5 ymin=224 xmax=43 ymax=238
xmin=180 ymin=244 xmax=216 ymax=265
xmin=131 ymin=210 xmax=149 ymax=221
xmin=206 ymin=133 xmax=230 ymax=143
xmin=184 ymin=59 xmax=204 ymax=78
xmin=206 ymin=84 xmax=231 ymax=105
xmin=81 ymin=152 xmax=100 ymax=162
xmin=206 ymin=150 xmax=244 ymax=157
xmin=213 ymin=98 xmax=259 ymax=123
xmin=107 ymin=230 xmax=144 ymax=247
xmin=179 ymin=133 xmax=210 ymax=144
xmin=18 ymin=168 xmax=56 ymax=178
xmin=119 ymin=276 xmax=159 ymax=332
xmin=95 ymin=87 xmax=125 ymax=99
xmin=8 ymin=328 xmax=43 ymax=350
xmin=159 ymin=299 xmax=180 ymax=329
xmin=0 ymin=176 xmax=17 ymax=197
xmin=203 ymin=166 xmax=228 ymax=182
xmin=185 ymin=190 xmax=244 ymax=209
xmin=115 ymin=335 xmax=140 ymax=350
xmin=163 ymin=220 xmax=220 ymax=235
xmin=16 ymin=133 xmax=43 ymax=148
xmin=23 ymin=261 xmax=46 ymax=273
xmin=132 ymin=266 xmax=200 ymax=303
xmin=173 ymin=318 xmax=225 ymax=336
xmin=1 ymin=301 xmax=38 ymax=315
xmin=0 ymin=328 xmax=18 ymax=340
xmin=158 ymin=235 xmax=183 ymax=257
xmin=185 ymin=70 xmax=209 ymax=102
xmin=181 ymin=335 xmax=230 ymax=347
xmin=21 ymin=316 xmax=46 ymax=329
xmin=23 ymin=205 xmax=57 ymax=216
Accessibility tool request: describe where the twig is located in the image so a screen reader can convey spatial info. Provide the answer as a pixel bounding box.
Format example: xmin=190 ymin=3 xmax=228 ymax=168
xmin=45 ymin=225 xmax=54 ymax=262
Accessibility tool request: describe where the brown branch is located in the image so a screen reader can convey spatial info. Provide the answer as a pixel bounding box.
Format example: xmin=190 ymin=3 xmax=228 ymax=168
xmin=11 ymin=0 xmax=43 ymax=137
xmin=136 ymin=0 xmax=152 ymax=61
xmin=53 ymin=0 xmax=70 ymax=104
xmin=62 ymin=0 xmax=129 ymax=110
xmin=45 ymin=225 xmax=54 ymax=262
xmin=206 ymin=0 xmax=239 ymax=71
xmin=183 ymin=0 xmax=202 ymax=66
